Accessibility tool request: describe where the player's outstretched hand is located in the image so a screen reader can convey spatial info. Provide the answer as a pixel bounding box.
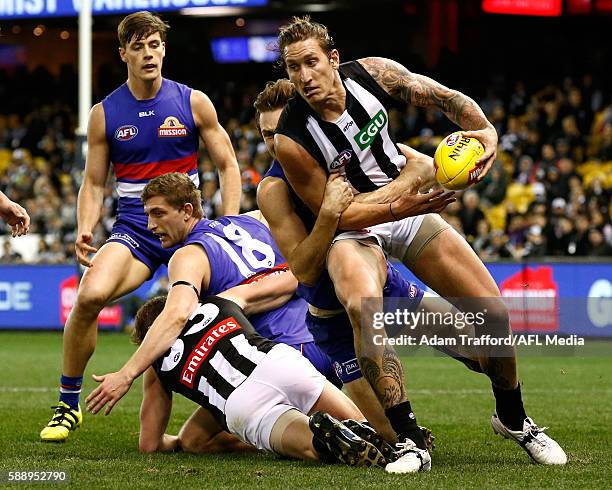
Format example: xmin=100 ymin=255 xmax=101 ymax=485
xmin=0 ymin=196 xmax=30 ymax=237
xmin=390 ymin=179 xmax=456 ymax=219
xmin=86 ymin=371 xmax=134 ymax=416
xmin=75 ymin=231 xmax=98 ymax=267
xmin=462 ymin=126 xmax=498 ymax=182
xmin=321 ymin=173 xmax=353 ymax=218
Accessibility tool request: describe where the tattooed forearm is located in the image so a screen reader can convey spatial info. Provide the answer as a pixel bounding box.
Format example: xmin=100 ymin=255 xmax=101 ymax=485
xmin=359 ymin=56 xmax=492 ymax=131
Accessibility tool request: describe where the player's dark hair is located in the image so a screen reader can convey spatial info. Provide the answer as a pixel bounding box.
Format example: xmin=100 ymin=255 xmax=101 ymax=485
xmin=131 ymin=295 xmax=167 ymax=345
xmin=118 ymin=11 xmax=170 ymax=48
xmin=142 ymin=172 xmax=204 ymax=219
xmin=253 ymin=79 xmax=296 ymax=131
xmin=277 ymin=16 xmax=335 ymax=68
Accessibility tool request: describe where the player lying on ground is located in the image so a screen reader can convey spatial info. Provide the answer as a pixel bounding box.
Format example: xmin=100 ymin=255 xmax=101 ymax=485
xmin=96 ymin=294 xmax=395 ymax=468
xmin=41 ymin=11 xmax=242 ymax=442
xmin=132 ymin=292 xmax=404 ymax=465
xmin=272 ymin=17 xmax=567 ymax=466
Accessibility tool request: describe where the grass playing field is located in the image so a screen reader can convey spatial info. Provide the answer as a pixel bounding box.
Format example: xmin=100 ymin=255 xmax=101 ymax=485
xmin=0 ymin=331 xmax=610 ymax=489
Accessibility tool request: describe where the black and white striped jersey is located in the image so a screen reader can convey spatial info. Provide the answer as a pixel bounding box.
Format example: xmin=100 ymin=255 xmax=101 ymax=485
xmin=276 ymin=60 xmax=406 ymax=193
xmin=153 ymin=296 xmax=276 ymax=429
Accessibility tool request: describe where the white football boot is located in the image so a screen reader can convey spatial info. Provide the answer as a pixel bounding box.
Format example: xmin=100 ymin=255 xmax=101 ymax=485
xmin=385 ymin=438 xmax=432 ymax=474
xmin=491 ymin=413 xmax=568 ymax=465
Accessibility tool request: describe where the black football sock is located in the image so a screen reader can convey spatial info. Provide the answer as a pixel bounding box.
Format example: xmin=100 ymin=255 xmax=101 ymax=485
xmin=385 ymin=401 xmax=427 ymax=450
xmin=493 ymin=383 xmax=527 ymax=431
xmin=312 ymin=436 xmax=337 ymax=464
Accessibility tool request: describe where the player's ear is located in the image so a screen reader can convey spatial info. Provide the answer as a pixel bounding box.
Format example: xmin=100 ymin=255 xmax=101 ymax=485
xmin=329 ymin=49 xmax=340 ymax=68
xmin=161 ymin=41 xmax=166 ymax=59
xmin=119 ymin=47 xmax=127 ymax=63
xmin=183 ymin=203 xmax=194 ymax=219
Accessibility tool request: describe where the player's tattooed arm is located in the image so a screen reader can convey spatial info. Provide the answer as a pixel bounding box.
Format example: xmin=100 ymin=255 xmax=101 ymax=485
xmin=359 ymin=57 xmax=498 ymax=181
xmin=359 ymin=57 xmax=489 ymax=130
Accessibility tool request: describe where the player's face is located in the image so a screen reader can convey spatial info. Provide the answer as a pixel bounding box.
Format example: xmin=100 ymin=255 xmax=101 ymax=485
xmin=144 ymin=195 xmax=189 ymax=248
xmin=119 ymin=32 xmax=165 ymax=82
xmin=258 ymin=108 xmax=284 ymax=159
xmin=283 ymin=38 xmax=339 ymax=105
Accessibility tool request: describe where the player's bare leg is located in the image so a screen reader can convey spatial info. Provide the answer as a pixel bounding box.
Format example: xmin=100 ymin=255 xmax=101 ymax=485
xmin=62 ymin=243 xmax=151 ymax=376
xmin=327 ymin=239 xmax=430 ymax=474
xmin=410 ymin=228 xmax=517 ymax=388
xmin=41 ymin=243 xmax=150 ymax=442
xmin=410 ymin=227 xmax=567 ymax=464
xmin=178 ymin=407 xmax=256 ymax=454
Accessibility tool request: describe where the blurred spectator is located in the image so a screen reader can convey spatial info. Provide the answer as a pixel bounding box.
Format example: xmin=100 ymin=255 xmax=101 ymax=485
xmin=479 ymin=164 xmax=507 ymax=206
xmin=459 ymin=190 xmax=485 ymax=239
xmin=481 ymin=230 xmax=518 ymax=260
xmin=587 ymin=228 xmax=612 ymax=256
xmin=415 ymin=128 xmax=437 ymax=157
xmin=0 ymin=240 xmax=23 ymax=263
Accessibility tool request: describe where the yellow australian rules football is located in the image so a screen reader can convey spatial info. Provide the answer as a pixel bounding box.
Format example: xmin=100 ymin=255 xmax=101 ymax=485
xmin=434 ymin=131 xmax=485 ymax=190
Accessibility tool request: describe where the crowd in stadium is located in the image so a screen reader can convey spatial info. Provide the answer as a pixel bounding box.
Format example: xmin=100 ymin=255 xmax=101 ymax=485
xmin=0 ymin=67 xmax=610 ymax=262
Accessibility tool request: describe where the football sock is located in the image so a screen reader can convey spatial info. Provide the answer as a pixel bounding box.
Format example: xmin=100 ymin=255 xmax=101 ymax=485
xmin=312 ymin=436 xmax=337 ymax=464
xmin=492 ymin=383 xmax=527 ymax=431
xmin=59 ymin=374 xmax=83 ymax=409
xmin=385 ymin=401 xmax=427 ymax=450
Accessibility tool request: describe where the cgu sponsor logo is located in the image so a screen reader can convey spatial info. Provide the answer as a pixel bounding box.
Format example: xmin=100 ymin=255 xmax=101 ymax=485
xmin=354 ymin=109 xmax=387 ymax=150
xmin=330 ymin=149 xmax=352 ymax=171
xmin=158 ymin=116 xmax=188 ymax=137
xmin=180 ymin=316 xmax=240 ymax=388
xmin=447 ymin=136 xmax=472 ymax=160
xmin=115 ymin=125 xmax=138 ymax=141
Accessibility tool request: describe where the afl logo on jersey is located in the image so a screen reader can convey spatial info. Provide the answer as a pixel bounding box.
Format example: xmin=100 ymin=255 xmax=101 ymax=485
xmin=114 ymin=125 xmax=138 ymax=141
xmin=329 ymin=149 xmax=352 ymax=172
xmin=158 ymin=116 xmax=188 ymax=137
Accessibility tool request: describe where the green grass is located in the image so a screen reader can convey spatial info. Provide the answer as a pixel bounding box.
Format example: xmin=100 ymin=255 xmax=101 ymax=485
xmin=0 ymin=332 xmax=611 ymax=489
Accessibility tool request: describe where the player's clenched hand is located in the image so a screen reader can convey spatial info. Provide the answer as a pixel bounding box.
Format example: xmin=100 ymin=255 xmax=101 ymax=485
xmin=75 ymin=231 xmax=98 ymax=267
xmin=321 ymin=173 xmax=353 ymax=218
xmin=390 ymin=178 xmax=456 ymax=219
xmin=462 ymin=125 xmax=498 ymax=182
xmin=86 ymin=371 xmax=134 ymax=416
xmin=0 ymin=198 xmax=30 ymax=237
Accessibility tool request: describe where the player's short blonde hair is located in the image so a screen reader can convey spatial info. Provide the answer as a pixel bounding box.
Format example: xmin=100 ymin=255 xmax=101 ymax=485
xmin=142 ymin=172 xmax=204 ymax=219
xmin=118 ymin=11 xmax=169 ymax=48
xmin=277 ymin=16 xmax=335 ymax=68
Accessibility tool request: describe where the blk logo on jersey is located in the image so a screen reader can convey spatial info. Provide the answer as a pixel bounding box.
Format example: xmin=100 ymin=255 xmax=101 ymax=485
xmin=330 ymin=149 xmax=352 ymax=172
xmin=158 ymin=116 xmax=188 ymax=137
xmin=139 ymin=110 xmax=155 ymax=118
xmin=115 ymin=125 xmax=138 ymax=141
xmin=354 ymin=109 xmax=387 ymax=150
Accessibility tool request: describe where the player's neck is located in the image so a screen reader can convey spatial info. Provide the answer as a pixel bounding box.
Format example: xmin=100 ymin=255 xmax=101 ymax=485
xmin=126 ymin=76 xmax=163 ymax=101
xmin=181 ymin=217 xmax=200 ymax=242
xmin=310 ymin=74 xmax=346 ymax=122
